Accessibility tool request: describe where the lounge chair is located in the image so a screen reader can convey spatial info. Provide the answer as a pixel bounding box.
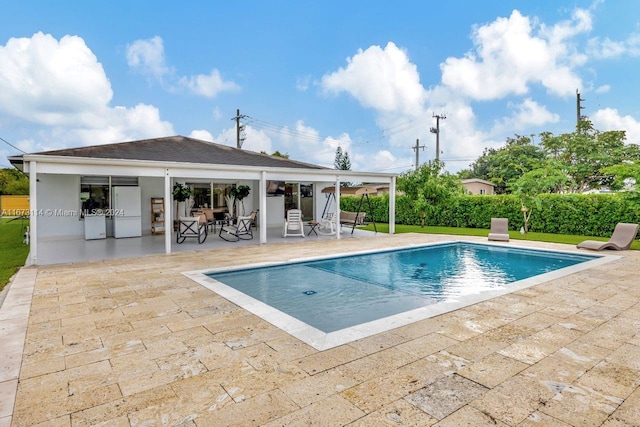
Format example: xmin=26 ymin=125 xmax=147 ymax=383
xmin=219 ymin=211 xmax=256 ymax=242
xmin=577 ymin=223 xmax=639 ymax=251
xmin=177 ymin=215 xmax=208 ymax=244
xmin=488 ymin=218 xmax=509 ymax=242
xmin=283 ymin=209 xmax=305 ymax=238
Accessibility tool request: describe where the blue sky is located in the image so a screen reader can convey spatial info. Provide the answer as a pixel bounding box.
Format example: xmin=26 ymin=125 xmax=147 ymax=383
xmin=1 ymin=0 xmax=639 ymax=173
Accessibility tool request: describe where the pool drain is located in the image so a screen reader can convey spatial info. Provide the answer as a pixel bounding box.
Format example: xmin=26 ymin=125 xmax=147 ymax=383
xmin=303 ymin=290 xmax=317 ymax=295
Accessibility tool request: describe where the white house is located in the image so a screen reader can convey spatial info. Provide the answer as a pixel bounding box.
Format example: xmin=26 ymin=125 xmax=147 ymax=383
xmin=9 ymin=136 xmax=397 ymax=265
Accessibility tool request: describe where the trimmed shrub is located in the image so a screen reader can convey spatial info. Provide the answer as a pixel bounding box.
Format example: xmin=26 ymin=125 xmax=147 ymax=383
xmin=340 ymin=193 xmax=640 ymax=237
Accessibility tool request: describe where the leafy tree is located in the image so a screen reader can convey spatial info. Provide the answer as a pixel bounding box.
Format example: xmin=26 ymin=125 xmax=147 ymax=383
xmin=0 ymin=168 xmax=29 ymax=195
xmin=540 ymin=120 xmax=640 ymax=192
xmin=509 ymin=161 xmax=577 ymax=232
xmin=460 ymin=134 xmax=546 ymax=194
xmin=397 ymin=160 xmax=463 ymax=227
xmin=261 ymin=150 xmax=289 ymax=159
xmin=602 ymin=160 xmax=640 ymax=212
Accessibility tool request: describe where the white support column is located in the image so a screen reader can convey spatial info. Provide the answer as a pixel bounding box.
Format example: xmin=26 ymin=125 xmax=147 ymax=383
xmin=28 ymin=161 xmax=37 ymax=265
xmin=164 ymin=170 xmax=172 ymax=254
xmin=260 ymin=171 xmax=267 ymax=244
xmin=335 ymin=177 xmax=341 ymax=240
xmin=389 ymin=176 xmax=396 ymax=235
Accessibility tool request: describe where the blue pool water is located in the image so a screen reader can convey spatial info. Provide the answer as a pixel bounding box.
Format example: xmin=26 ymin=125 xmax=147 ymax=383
xmin=207 ymin=243 xmax=598 ymax=333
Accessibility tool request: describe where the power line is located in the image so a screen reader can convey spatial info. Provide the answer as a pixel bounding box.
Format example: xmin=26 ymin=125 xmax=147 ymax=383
xmin=0 ymin=136 xmax=27 ymax=154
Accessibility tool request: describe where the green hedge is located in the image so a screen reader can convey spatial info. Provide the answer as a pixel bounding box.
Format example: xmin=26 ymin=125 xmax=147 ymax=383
xmin=340 ymin=193 xmax=640 ymax=237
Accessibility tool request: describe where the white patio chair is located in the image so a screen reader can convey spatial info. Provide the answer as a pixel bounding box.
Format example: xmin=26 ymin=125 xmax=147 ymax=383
xmin=283 ymin=209 xmax=305 ymax=238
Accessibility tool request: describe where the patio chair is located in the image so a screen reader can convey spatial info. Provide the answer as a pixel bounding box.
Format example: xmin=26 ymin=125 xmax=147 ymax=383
xmin=318 ymin=213 xmax=336 ymax=235
xmin=283 ymin=209 xmax=305 ymax=238
xmin=177 ymin=215 xmax=208 ymax=244
xmin=488 ymin=218 xmax=509 ymax=242
xmin=577 ymin=223 xmax=639 ymax=251
xmin=219 ymin=211 xmax=256 ymax=242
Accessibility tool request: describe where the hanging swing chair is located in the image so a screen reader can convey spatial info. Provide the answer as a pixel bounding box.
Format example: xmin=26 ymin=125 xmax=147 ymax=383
xmin=320 ymin=186 xmax=378 ymax=234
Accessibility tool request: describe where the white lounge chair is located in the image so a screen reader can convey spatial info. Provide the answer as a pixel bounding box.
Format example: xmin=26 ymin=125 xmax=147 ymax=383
xmin=283 ymin=209 xmax=305 ymax=238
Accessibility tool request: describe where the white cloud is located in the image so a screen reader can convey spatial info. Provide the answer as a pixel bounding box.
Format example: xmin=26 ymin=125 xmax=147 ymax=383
xmin=189 ymin=130 xmax=214 ymax=142
xmin=591 ymin=108 xmax=640 ymax=145
xmin=179 ymin=69 xmax=240 ymax=98
xmin=587 ymin=33 xmax=640 ymax=59
xmin=0 ymin=32 xmax=174 ymax=153
xmin=126 ymin=36 xmax=240 ymax=98
xmin=595 ymin=84 xmax=610 ymax=94
xmin=494 ymin=98 xmax=559 ymax=132
xmin=215 ymin=125 xmax=272 ymax=154
xmin=126 ymin=36 xmax=171 ymax=81
xmin=440 ymin=9 xmax=588 ymax=100
xmin=321 ymin=42 xmax=426 ymax=115
xmin=296 ymin=75 xmax=311 ymax=91
xmin=0 ymin=32 xmax=113 ymax=125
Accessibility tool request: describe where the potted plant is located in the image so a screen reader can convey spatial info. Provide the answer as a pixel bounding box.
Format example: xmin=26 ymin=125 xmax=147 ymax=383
xmin=172 ymin=183 xmax=192 ymax=221
xmin=230 ymin=185 xmax=251 ymax=216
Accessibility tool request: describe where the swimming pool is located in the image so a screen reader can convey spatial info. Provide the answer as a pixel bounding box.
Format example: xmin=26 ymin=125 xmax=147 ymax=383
xmin=184 ymin=242 xmax=616 ymax=350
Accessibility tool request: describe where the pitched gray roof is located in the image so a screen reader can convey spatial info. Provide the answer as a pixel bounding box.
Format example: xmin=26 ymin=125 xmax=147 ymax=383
xmin=14 ymin=136 xmax=327 ymax=170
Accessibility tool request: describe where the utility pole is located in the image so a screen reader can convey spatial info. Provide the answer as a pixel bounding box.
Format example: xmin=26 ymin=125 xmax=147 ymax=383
xmin=232 ymin=109 xmax=247 ymax=149
xmin=576 ymin=89 xmax=586 ymax=128
xmin=412 ymin=138 xmax=425 ymax=170
xmin=430 ymin=113 xmax=446 ymax=161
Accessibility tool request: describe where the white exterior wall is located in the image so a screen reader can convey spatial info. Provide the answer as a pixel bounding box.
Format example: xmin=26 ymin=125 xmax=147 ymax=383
xmin=37 ymin=174 xmax=83 ymax=239
xmin=139 ymin=177 xmax=164 ymax=234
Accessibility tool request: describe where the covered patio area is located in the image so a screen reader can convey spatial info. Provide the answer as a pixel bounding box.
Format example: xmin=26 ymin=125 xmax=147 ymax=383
xmin=36 ymin=225 xmax=381 ymax=266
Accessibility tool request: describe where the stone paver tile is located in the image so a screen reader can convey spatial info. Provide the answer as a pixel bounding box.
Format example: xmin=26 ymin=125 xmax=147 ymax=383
xmin=349 ymin=331 xmax=407 ymax=355
xmin=100 ymin=325 xmax=170 ymax=347
xmin=424 ymin=350 xmax=471 ymax=373
xmin=436 ymin=405 xmax=510 ymax=426
xmin=404 ymin=374 xmax=487 ymax=420
xmin=395 ymin=357 xmax=450 ymax=387
xmin=195 ymin=389 xmax=299 ymax=427
xmin=338 ymin=347 xmax=414 ymax=383
xmin=170 ymin=371 xmax=234 ymax=412
xmin=262 ymin=393 xmax=365 ymax=426
xmin=606 ymin=343 xmax=640 ymax=371
xmin=576 ymin=361 xmax=640 ymax=400
xmin=30 ymin=415 xmax=72 ymax=427
xmin=446 ymin=334 xmax=508 ymax=362
xmin=539 ymin=383 xmax=623 ymax=427
xmin=19 ymin=356 xmax=66 ymax=379
xmin=296 ymin=345 xmax=366 ymax=376
xmin=457 ymin=352 xmax=529 ymax=388
xmin=118 ymin=365 xmax=184 ymax=397
xmin=395 ymin=332 xmax=459 ymax=358
xmin=607 ymin=386 xmax=640 ymax=426
xmin=280 ymin=367 xmax=358 ymax=407
xmin=341 ymin=368 xmax=427 ymax=414
xmin=498 ymin=325 xmax=581 ymax=365
xmin=347 ymin=397 xmax=437 ymax=426
xmin=221 ymin=362 xmax=307 ymax=403
xmin=548 ymin=342 xmax=611 ymax=371
xmin=263 ymin=335 xmax=317 ymax=362
xmin=469 ymin=375 xmax=549 ymax=426
xmin=393 ymin=317 xmax=442 ymax=340
xmin=517 ymin=411 xmax=572 ymax=427
xmin=522 ymin=354 xmax=588 ymax=387
xmin=0 ymin=379 xmax=17 ymax=419
xmin=70 ymin=384 xmax=176 ymax=427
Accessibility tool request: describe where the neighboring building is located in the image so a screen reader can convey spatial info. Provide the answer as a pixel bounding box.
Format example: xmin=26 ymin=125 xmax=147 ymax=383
xmin=462 ymin=179 xmax=496 ymax=195
xmin=8 ymin=136 xmax=398 ymax=265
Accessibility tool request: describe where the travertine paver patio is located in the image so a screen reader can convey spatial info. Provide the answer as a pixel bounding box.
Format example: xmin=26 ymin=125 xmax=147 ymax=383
xmin=3 ymin=233 xmax=640 ymax=426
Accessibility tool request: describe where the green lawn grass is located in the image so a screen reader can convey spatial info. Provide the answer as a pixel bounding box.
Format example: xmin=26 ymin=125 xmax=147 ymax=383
xmin=0 ymin=218 xmax=30 ymax=292
xmin=361 ymin=223 xmax=640 ymax=250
